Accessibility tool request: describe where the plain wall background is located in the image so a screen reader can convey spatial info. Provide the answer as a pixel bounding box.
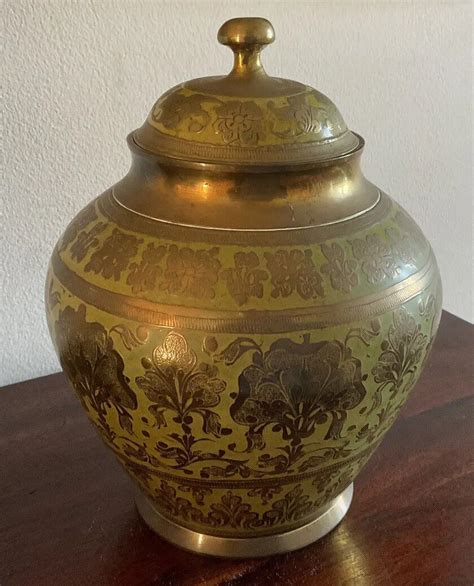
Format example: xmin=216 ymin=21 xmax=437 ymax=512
xmin=2 ymin=0 xmax=472 ymax=386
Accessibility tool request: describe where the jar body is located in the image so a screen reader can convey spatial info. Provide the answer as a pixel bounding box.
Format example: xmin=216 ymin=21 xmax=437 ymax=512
xmin=46 ymin=186 xmax=441 ymax=552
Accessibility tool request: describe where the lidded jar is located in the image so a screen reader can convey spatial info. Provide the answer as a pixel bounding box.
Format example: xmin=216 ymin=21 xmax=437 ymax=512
xmin=46 ymin=18 xmax=441 ymax=557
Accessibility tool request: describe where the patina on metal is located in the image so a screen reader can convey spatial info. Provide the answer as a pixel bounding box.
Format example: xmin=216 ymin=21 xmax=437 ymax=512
xmin=46 ymin=17 xmax=442 ymax=557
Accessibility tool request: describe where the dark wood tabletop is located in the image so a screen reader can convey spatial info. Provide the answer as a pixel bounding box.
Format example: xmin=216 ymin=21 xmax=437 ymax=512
xmin=1 ymin=311 xmax=473 ymax=586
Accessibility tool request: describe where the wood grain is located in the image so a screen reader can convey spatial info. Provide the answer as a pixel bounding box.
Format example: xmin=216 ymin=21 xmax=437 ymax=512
xmin=1 ymin=311 xmax=473 ymax=585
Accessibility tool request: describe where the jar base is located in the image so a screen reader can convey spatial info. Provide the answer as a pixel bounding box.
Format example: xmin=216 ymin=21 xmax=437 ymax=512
xmin=135 ymin=483 xmax=353 ymax=558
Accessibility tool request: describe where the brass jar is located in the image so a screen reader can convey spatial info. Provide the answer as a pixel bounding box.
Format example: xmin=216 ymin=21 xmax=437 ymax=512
xmin=46 ymin=18 xmax=442 ymax=557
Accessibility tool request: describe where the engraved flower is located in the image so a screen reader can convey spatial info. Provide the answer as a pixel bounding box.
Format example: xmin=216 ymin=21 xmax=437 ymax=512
xmin=126 ymin=243 xmax=167 ymax=294
xmin=70 ymin=222 xmax=106 ymax=262
xmin=320 ymin=242 xmax=358 ymax=293
xmin=136 ymin=331 xmax=227 ymax=436
xmin=222 ymin=252 xmax=268 ymax=305
xmin=350 ymin=234 xmax=400 ymax=284
xmin=368 ymin=307 xmax=428 ymax=416
xmin=372 ymin=308 xmax=427 ymax=388
xmin=264 ymin=249 xmax=324 ymax=300
xmin=230 ymin=335 xmax=366 ymax=451
xmin=214 ymin=101 xmax=264 ymax=146
xmin=85 ymin=228 xmax=142 ymax=281
xmin=160 ymin=245 xmax=221 ymax=300
xmin=151 ymin=92 xmax=217 ymax=133
xmin=386 ymin=226 xmax=416 ymax=265
xmin=60 ymin=204 xmax=97 ymax=252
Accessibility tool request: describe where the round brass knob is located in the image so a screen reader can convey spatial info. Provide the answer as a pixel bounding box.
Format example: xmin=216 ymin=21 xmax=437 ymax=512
xmin=217 ymin=18 xmax=275 ymax=77
xmin=217 ymin=17 xmax=275 ymax=49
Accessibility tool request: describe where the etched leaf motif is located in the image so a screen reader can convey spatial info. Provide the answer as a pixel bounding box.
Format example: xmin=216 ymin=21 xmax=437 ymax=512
xmin=148 ymin=405 xmax=167 ymax=428
xmin=54 ymin=305 xmax=138 ymax=437
xmin=215 ymin=337 xmax=262 ymax=365
xmin=110 ymin=324 xmax=149 ymax=351
xmin=151 ymin=92 xmax=220 ymax=133
xmin=321 ymin=242 xmax=358 ymax=293
xmin=369 ymin=307 xmax=428 ymax=414
xmin=263 ymin=486 xmax=313 ymax=525
xmin=119 ymin=412 xmax=134 ymax=436
xmin=268 ymin=94 xmax=345 ymax=139
xmin=208 ymin=492 xmax=261 ymax=529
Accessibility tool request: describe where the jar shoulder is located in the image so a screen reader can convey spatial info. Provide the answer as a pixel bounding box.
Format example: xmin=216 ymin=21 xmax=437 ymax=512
xmin=48 ymin=189 xmax=438 ymax=315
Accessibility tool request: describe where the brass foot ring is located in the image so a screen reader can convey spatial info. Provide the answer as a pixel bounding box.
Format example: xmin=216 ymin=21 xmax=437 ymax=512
xmin=135 ymin=483 xmax=353 ymax=558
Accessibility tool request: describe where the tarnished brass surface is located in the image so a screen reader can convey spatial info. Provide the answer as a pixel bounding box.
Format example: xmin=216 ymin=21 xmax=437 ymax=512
xmin=116 ymin=140 xmax=375 ymax=230
xmin=46 ymin=17 xmax=442 ymax=556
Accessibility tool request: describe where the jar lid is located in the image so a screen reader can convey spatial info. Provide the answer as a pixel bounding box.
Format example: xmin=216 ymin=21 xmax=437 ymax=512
xmin=132 ymin=17 xmax=361 ymax=167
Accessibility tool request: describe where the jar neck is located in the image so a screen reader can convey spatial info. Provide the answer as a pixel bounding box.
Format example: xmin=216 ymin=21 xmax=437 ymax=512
xmin=113 ymin=144 xmax=378 ymax=231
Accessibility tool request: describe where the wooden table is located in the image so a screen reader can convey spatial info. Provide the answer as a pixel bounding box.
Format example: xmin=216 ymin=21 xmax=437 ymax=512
xmin=1 ymin=311 xmax=473 ymax=585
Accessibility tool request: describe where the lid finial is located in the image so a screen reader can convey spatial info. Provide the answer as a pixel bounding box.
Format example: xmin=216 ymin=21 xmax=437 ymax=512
xmin=217 ymin=17 xmax=275 ymax=77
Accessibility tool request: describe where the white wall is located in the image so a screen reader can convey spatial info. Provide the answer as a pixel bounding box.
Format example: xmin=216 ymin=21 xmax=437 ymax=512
xmin=2 ymin=0 xmax=472 ymax=386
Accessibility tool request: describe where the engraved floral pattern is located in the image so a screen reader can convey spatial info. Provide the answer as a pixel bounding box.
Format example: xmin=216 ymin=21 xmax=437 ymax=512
xmin=370 ymin=307 xmax=428 ymax=413
xmin=160 ymin=245 xmax=221 ymax=300
xmin=150 ymin=479 xmax=347 ymax=533
xmin=264 ymin=249 xmax=324 ymax=299
xmin=372 ymin=308 xmax=427 ymax=391
xmin=135 ymin=332 xmax=232 ymax=469
xmin=179 ymin=484 xmax=212 ymax=506
xmin=222 ymin=252 xmax=268 ymax=305
xmin=46 ymin=276 xmax=61 ymax=312
xmin=394 ymin=210 xmax=427 ymax=250
xmin=85 ymin=228 xmax=142 ymax=281
xmin=54 ymin=304 xmax=137 ymax=437
xmin=247 ymin=486 xmax=283 ymax=505
xmin=152 ymin=480 xmax=204 ymax=525
xmin=151 ymin=92 xmax=218 ymax=133
xmin=126 ymin=243 xmax=166 ymax=294
xmin=148 ymin=88 xmax=348 ymax=149
xmin=50 ymin=290 xmax=438 ymax=535
xmin=321 ymin=242 xmax=358 ymax=293
xmin=207 ymin=491 xmax=261 ymax=529
xmin=214 ymin=101 xmax=264 ymax=146
xmin=350 ymin=234 xmax=399 ymax=284
xmin=228 ymin=334 xmax=366 ymax=467
xmin=137 ymin=332 xmax=226 ymax=433
xmin=70 ymin=222 xmax=107 ymax=262
xmin=61 ymin=200 xmax=429 ymax=302
xmin=60 ymin=204 xmax=97 ymax=252
xmin=262 ymin=485 xmax=313 ymax=525
xmin=269 ymin=94 xmax=343 ymax=138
